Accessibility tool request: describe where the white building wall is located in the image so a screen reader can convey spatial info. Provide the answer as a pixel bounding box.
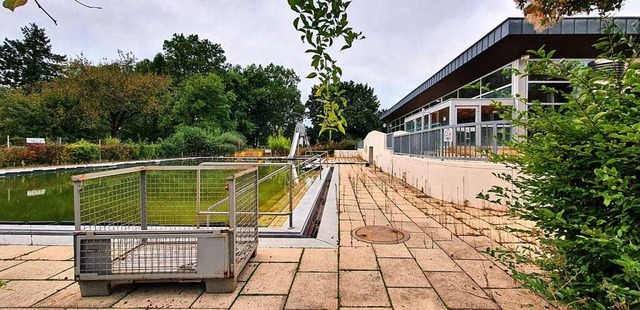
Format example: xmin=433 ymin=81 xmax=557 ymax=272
xmin=360 ymin=130 xmax=514 ymax=211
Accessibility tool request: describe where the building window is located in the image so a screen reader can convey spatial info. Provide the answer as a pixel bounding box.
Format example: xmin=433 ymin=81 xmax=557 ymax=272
xmin=457 ymin=108 xmax=476 ymax=124
xmin=481 ymin=106 xmax=503 ymax=121
xmin=481 ymin=67 xmax=511 ymax=91
xmin=431 ymin=107 xmax=449 ymax=128
xmin=415 ymin=117 xmax=422 ymax=131
xmin=405 ymin=120 xmax=415 ymax=132
xmin=528 ymin=82 xmax=571 ymax=103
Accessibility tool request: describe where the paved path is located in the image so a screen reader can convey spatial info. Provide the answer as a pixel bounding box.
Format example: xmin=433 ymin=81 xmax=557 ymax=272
xmin=0 ymin=165 xmax=552 ymax=309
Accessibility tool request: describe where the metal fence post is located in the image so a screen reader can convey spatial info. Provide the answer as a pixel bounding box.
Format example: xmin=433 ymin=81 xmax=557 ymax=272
xmin=73 ymin=180 xmax=82 ymax=231
xmin=140 ymin=170 xmax=147 ymax=230
xmin=492 ymin=123 xmax=499 ymax=154
xmin=289 ymin=164 xmax=294 ymax=229
xmin=196 ymin=168 xmax=201 ymax=228
xmin=255 ymin=169 xmax=259 ymax=242
xmin=228 ymin=176 xmax=236 ymax=274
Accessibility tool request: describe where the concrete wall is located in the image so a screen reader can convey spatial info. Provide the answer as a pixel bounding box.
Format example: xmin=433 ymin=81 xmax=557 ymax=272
xmin=359 ymin=131 xmax=513 ymax=210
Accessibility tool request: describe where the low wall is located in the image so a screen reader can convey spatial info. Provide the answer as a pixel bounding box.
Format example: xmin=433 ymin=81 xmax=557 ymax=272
xmin=359 ymin=131 xmax=513 ymax=210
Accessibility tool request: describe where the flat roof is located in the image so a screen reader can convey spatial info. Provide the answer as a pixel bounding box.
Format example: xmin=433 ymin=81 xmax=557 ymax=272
xmin=381 ymin=17 xmax=640 ymax=122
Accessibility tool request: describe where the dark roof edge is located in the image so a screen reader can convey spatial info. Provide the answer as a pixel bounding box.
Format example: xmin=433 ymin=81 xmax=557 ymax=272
xmin=380 ymin=16 xmax=640 ymax=120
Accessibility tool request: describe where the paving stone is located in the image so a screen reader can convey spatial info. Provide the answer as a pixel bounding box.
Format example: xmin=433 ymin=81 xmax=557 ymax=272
xmin=456 ymin=260 xmax=520 ymax=288
xmin=378 ymin=258 xmax=430 ymax=287
xmin=422 ymin=227 xmax=453 ymax=240
xmin=20 ymin=245 xmax=73 ymax=261
xmin=113 ymin=283 xmax=204 ymax=308
xmin=299 ymin=248 xmax=338 ymax=272
xmin=487 ymin=288 xmax=554 ymax=310
xmin=0 ymin=260 xmax=73 ymax=280
xmin=0 ymin=260 xmax=23 ymax=271
xmin=231 ymin=295 xmax=286 ymax=310
xmin=285 ymin=272 xmax=337 ymax=309
xmin=35 ymin=282 xmax=134 ymax=308
xmin=339 ymin=247 xmax=378 ymax=270
xmin=237 ymin=262 xmax=258 ymax=282
xmin=0 ymin=280 xmax=72 ymax=307
xmin=388 ymin=287 xmax=446 ymax=309
xmin=192 ymin=282 xmax=245 ymax=309
xmin=403 ymin=232 xmax=434 ymax=248
xmin=250 ymin=248 xmax=302 ymax=263
xmin=436 ymin=240 xmax=486 ymax=260
xmin=339 ymin=270 xmax=390 ymax=307
xmin=413 ymin=217 xmax=444 ymax=228
xmin=410 ymin=248 xmax=461 ymax=272
xmin=49 ymin=266 xmax=74 ymax=280
xmin=241 ymin=263 xmax=297 ymax=295
xmin=0 ymin=245 xmax=44 ymax=259
xmin=339 ymin=230 xmax=372 ymax=247
xmin=372 ymin=243 xmax=412 ymax=258
xmin=389 ymin=221 xmax=423 ymax=232
xmin=459 ymin=235 xmax=502 ymax=251
xmin=426 ymin=271 xmax=500 ymax=310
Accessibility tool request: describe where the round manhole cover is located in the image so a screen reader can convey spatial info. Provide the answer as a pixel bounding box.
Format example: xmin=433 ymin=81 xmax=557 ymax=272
xmin=351 ymin=226 xmax=410 ymax=244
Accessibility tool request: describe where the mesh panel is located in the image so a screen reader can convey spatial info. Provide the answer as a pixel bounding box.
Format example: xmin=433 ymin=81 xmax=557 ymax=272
xmin=79 ymin=172 xmax=141 ymax=231
xmin=233 ymin=170 xmax=259 ymax=275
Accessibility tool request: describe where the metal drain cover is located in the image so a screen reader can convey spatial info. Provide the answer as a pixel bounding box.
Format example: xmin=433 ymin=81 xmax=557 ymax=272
xmin=351 ymin=226 xmax=410 ymax=244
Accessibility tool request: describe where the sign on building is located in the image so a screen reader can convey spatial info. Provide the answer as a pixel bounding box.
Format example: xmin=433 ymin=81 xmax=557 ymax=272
xmin=443 ymin=128 xmax=453 ymax=143
xmin=26 ymin=138 xmax=45 ymax=144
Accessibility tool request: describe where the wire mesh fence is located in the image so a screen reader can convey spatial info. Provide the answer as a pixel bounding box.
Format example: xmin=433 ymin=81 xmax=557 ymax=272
xmin=72 ymin=165 xmax=259 ymax=295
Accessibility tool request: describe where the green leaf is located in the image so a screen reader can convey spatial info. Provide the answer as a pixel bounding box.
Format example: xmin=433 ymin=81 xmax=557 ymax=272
xmin=3 ymin=0 xmax=27 ymax=11
xmin=306 ymin=72 xmax=318 ymax=79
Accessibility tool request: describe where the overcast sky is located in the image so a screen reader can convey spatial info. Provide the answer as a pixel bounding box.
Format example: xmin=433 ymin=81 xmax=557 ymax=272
xmin=2 ymin=0 xmax=640 ymax=110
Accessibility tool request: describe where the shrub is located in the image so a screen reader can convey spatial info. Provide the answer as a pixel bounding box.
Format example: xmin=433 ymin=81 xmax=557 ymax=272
xmin=219 ymin=131 xmax=246 ymax=151
xmin=69 ymin=140 xmax=99 ymax=163
xmin=43 ymin=144 xmax=71 ymax=165
xmin=480 ymin=24 xmax=640 ymax=308
xmin=267 ymin=132 xmax=291 ymax=156
xmin=100 ymin=144 xmax=133 ymax=162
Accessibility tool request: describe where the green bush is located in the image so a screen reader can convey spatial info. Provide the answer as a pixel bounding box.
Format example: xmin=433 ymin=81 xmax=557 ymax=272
xmin=267 ymin=132 xmax=291 ymax=156
xmin=219 ymin=131 xmax=246 ymax=151
xmin=69 ymin=140 xmax=99 ymax=163
xmin=42 ymin=144 xmax=71 ymax=165
xmin=100 ymin=144 xmax=133 ymax=162
xmin=480 ymin=25 xmax=640 ymax=309
xmin=161 ymin=126 xmax=246 ymax=157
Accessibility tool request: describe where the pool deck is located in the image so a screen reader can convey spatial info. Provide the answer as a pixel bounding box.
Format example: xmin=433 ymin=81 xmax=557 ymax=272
xmin=0 ymin=164 xmax=553 ymax=309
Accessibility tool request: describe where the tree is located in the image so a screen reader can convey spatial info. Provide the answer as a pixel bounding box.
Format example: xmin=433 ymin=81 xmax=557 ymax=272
xmin=0 ymin=23 xmax=66 ymax=91
xmin=172 ymin=72 xmax=235 ymax=132
xmin=49 ymin=54 xmax=171 ymax=138
xmin=307 ymin=81 xmax=383 ymax=143
xmin=227 ymin=64 xmax=304 ymax=146
xmin=480 ymin=23 xmax=640 ymax=308
xmin=152 ymin=34 xmax=228 ymax=83
xmin=515 ymin=0 xmax=625 ymax=30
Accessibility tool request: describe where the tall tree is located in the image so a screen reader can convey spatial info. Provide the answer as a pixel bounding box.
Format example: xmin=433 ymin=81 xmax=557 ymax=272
xmin=172 ymin=72 xmax=236 ymax=132
xmin=516 ymin=0 xmax=625 ymax=30
xmin=0 ymin=23 xmax=66 ymax=90
xmin=157 ymin=34 xmax=227 ymax=82
xmin=227 ymin=64 xmax=304 ymax=146
xmin=307 ymin=81 xmax=383 ymax=143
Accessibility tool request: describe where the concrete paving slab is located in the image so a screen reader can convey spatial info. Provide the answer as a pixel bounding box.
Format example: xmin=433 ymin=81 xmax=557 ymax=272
xmin=231 ymin=295 xmax=286 ymax=310
xmin=35 ymin=282 xmax=134 ymax=308
xmin=285 ymin=272 xmax=337 ymax=309
xmin=487 ymin=288 xmax=554 ymax=310
xmin=299 ymin=248 xmax=338 ymax=272
xmin=0 ymin=245 xmax=44 ymax=259
xmin=20 ymin=245 xmax=73 ymax=261
xmin=426 ymin=271 xmax=500 ymax=309
xmin=403 ymin=232 xmax=434 ymax=248
xmin=49 ymin=266 xmax=74 ymax=280
xmin=436 ymin=239 xmax=487 ymax=260
xmin=0 ymin=259 xmax=23 ymax=271
xmin=250 ymin=248 xmax=302 ymax=263
xmin=372 ymin=243 xmax=412 ymax=258
xmin=241 ymin=263 xmax=297 ymax=295
xmin=339 ymin=230 xmax=372 ymax=247
xmin=0 ymin=280 xmax=72 ymax=307
xmin=378 ymin=258 xmax=430 ymax=288
xmin=339 ymin=247 xmax=378 ymax=270
xmin=387 ymin=287 xmax=446 ymax=309
xmin=0 ymin=260 xmax=73 ymax=280
xmin=410 ymin=248 xmax=461 ymax=272
xmin=339 ymin=270 xmax=390 ymax=307
xmin=191 ymin=282 xmax=245 ymax=309
xmin=113 ymin=283 xmax=204 ymax=309
xmin=237 ymin=262 xmax=258 ymax=282
xmin=456 ymin=259 xmax=520 ymax=288
xmin=422 ymin=227 xmax=453 ymax=240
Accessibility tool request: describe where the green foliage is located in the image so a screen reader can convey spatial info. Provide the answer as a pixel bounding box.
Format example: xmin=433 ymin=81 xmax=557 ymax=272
xmin=480 ymin=23 xmax=640 ymax=308
xmin=0 ymin=23 xmax=66 ymax=90
xmin=154 ymin=34 xmax=227 ymax=82
xmin=173 ymin=72 xmax=235 ymax=131
xmin=288 ymin=0 xmax=364 ymax=139
xmin=69 ymin=139 xmax=99 ymax=163
xmin=2 ymin=0 xmax=27 ymax=11
xmin=307 ymin=81 xmax=383 ymax=143
xmin=161 ymin=126 xmax=245 ymax=157
xmin=267 ymin=132 xmax=291 ymax=156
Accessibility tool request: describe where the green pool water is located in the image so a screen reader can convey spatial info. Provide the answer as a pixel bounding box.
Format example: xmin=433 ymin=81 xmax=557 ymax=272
xmin=0 ymin=163 xmax=296 ymax=224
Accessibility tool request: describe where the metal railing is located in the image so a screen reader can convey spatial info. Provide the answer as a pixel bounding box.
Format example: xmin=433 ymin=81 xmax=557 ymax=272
xmin=72 ymin=165 xmax=259 ymax=294
xmin=199 ymin=152 xmax=327 ymax=229
xmin=393 ymin=121 xmax=512 ymax=160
